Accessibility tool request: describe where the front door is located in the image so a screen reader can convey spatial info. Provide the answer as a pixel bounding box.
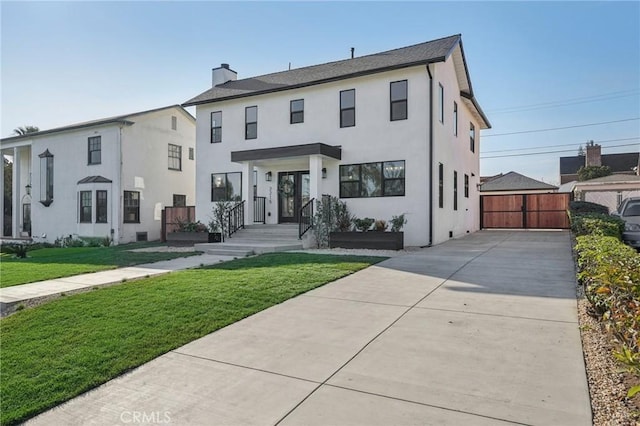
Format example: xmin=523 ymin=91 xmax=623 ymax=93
xmin=278 ymin=171 xmax=310 ymax=223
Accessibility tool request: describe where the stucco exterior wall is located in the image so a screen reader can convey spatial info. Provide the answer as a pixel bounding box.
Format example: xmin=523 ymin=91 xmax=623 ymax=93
xmin=194 ymin=57 xmax=483 ymax=247
xmin=120 ymin=109 xmax=196 ymax=243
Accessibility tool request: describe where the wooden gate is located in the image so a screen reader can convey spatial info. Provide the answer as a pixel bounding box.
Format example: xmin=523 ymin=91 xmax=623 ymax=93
xmin=481 ymin=193 xmax=571 ymax=229
xmin=161 ymin=206 xmax=195 ymax=242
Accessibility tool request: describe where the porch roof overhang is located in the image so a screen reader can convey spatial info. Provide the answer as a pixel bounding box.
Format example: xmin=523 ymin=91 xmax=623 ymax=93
xmin=231 ymin=143 xmax=341 ymax=163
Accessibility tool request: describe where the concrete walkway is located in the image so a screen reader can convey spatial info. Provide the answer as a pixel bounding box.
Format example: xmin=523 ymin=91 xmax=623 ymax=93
xmin=0 ymin=253 xmax=234 ymax=315
xmin=26 ymin=231 xmax=591 ymax=425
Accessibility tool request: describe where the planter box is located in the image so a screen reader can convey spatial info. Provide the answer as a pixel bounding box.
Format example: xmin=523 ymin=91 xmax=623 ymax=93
xmin=167 ymin=232 xmax=209 ymax=246
xmin=329 ymin=231 xmax=404 ymax=250
xmin=208 ymin=232 xmax=222 ymax=243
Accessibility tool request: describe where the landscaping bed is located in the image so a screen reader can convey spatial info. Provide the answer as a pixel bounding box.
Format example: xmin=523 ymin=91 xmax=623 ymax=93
xmin=0 ymin=252 xmax=385 ymax=426
xmin=570 ymin=201 xmax=640 ymax=423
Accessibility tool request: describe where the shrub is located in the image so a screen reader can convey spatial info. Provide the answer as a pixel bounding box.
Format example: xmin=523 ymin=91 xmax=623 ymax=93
xmin=575 ymin=235 xmax=640 ymax=376
xmin=176 ymin=220 xmax=208 ymax=233
xmin=390 ymin=213 xmax=408 ymax=232
xmin=577 ymin=165 xmax=612 ymax=182
xmin=312 ymin=196 xmax=353 ymax=248
xmin=569 ymin=200 xmax=609 ymax=215
xmin=570 ymin=213 xmax=625 ymax=239
xmin=4 ymin=243 xmax=30 ymax=258
xmin=353 ymin=217 xmax=375 ymax=232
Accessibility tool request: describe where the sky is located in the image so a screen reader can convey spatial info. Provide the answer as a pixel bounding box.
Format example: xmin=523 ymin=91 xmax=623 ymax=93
xmin=1 ymin=1 xmax=639 ymax=185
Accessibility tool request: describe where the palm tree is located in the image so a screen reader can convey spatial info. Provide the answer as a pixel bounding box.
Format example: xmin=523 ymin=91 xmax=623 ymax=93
xmin=12 ymin=125 xmax=39 ymax=135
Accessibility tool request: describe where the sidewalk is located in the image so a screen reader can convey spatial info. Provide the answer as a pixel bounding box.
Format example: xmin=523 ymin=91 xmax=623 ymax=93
xmin=0 ymin=253 xmax=234 ymax=315
xmin=26 ymin=230 xmax=591 ymax=425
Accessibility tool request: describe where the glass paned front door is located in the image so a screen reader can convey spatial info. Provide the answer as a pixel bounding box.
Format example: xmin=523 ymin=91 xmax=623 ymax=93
xmin=278 ymin=171 xmax=310 ymax=223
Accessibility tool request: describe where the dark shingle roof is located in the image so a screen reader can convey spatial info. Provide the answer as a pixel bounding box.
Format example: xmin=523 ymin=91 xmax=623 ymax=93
xmin=560 ymin=152 xmax=639 ymax=175
xmin=480 ymin=171 xmax=557 ymax=192
xmin=77 ymin=176 xmax=113 ymax=184
xmin=184 ymin=35 xmax=461 ymax=107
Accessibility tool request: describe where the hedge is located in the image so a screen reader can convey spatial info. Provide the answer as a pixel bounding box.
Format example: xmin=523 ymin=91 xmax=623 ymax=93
xmin=569 ymin=212 xmax=625 ymax=239
xmin=569 ymin=200 xmax=609 ymax=215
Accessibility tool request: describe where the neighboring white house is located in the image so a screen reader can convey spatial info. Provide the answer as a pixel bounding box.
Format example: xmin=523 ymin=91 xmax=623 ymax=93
xmin=1 ymin=105 xmax=196 ymax=244
xmin=573 ymin=174 xmax=640 ymax=213
xmin=183 ymin=34 xmax=490 ymax=246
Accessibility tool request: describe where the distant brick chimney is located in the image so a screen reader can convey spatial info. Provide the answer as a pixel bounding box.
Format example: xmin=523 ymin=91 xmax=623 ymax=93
xmin=212 ymin=63 xmax=237 ymax=87
xmin=585 ymin=141 xmax=601 ymax=167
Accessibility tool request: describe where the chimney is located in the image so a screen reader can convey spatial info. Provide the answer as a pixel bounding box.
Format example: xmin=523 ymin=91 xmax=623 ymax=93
xmin=585 ymin=141 xmax=601 ymax=167
xmin=212 ymin=63 xmax=237 ymax=87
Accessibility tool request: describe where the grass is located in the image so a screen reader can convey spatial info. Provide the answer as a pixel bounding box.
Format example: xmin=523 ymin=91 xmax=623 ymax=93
xmin=0 ymin=243 xmax=199 ymax=288
xmin=0 ymin=252 xmax=385 ymax=426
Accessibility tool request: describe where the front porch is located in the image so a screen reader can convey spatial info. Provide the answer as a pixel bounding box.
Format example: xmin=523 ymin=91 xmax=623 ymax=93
xmin=231 ymin=143 xmax=341 ymax=229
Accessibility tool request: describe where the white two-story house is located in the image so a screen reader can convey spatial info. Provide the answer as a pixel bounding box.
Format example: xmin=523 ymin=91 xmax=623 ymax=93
xmin=184 ymin=34 xmax=490 ymax=246
xmin=1 ymin=105 xmax=195 ymax=244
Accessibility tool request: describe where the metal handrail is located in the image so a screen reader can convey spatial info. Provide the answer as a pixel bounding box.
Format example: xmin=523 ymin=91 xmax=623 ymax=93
xmin=299 ymin=198 xmax=314 ymax=239
xmin=228 ymin=201 xmax=245 ymax=238
xmin=254 ymin=196 xmax=266 ymax=224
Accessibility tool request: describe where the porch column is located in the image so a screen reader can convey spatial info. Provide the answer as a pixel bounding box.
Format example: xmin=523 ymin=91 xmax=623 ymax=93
xmin=242 ymin=161 xmax=254 ymax=225
xmin=12 ymin=147 xmax=21 ymax=237
xmin=309 ymin=154 xmax=323 ymax=202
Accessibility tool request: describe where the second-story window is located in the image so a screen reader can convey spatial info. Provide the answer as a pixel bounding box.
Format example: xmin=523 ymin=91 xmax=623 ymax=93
xmin=438 ymin=163 xmax=444 ymax=208
xmin=290 ymin=99 xmax=304 ymax=124
xmin=470 ymin=122 xmax=476 ymax=153
xmin=245 ymin=106 xmax=257 ymax=139
xmin=438 ymin=83 xmax=444 ymax=123
xmin=88 ymin=136 xmax=101 ymax=165
xmin=390 ymin=80 xmax=407 ymax=121
xmin=453 ymin=171 xmax=458 ymax=211
xmin=171 ymin=116 xmax=177 ymax=130
xmin=464 ymin=174 xmax=469 ymax=198
xmin=340 ymin=89 xmax=355 ymax=128
xmin=453 ymin=102 xmax=458 ymax=136
xmin=211 ymin=111 xmax=222 ymax=143
xmin=168 ymin=144 xmax=182 ymax=171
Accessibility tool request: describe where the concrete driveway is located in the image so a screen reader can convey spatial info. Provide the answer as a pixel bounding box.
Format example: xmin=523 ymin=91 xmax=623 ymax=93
xmin=27 ymin=231 xmax=591 ymax=425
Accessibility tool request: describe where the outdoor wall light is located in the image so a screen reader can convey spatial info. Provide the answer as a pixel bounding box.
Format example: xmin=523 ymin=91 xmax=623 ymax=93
xmin=25 ymin=184 xmax=31 ymax=196
xmin=322 ymin=168 xmax=327 ymax=179
xmin=265 ymin=171 xmax=272 ymax=182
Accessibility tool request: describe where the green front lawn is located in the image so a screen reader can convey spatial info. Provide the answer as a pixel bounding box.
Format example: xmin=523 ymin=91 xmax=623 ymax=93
xmin=0 ymin=252 xmax=385 ymax=426
xmin=0 ymin=243 xmax=199 ymax=288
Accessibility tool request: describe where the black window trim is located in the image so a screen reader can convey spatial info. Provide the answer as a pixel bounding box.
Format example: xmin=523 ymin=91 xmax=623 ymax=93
xmin=168 ymin=143 xmax=182 ymax=171
xmin=245 ymin=106 xmax=258 ymax=140
xmin=470 ymin=122 xmax=476 ymax=153
xmin=438 ymin=163 xmax=444 ymax=209
xmin=390 ymin=80 xmax=408 ymax=121
xmin=123 ymin=190 xmax=140 ymax=224
xmin=88 ymin=136 xmax=101 ymax=165
xmin=211 ymin=111 xmax=222 ymax=143
xmin=290 ymin=99 xmax=304 ymax=124
xmin=339 ymin=89 xmax=356 ymax=128
xmin=339 ymin=160 xmax=405 ymax=199
xmin=79 ymin=190 xmax=92 ymax=223
xmin=453 ymin=101 xmax=458 ymax=136
xmin=211 ymin=171 xmax=243 ymax=202
xmin=464 ymin=174 xmax=469 ymax=198
xmin=453 ymin=170 xmax=458 ymax=211
xmin=438 ymin=83 xmax=444 ymax=124
xmin=96 ymin=190 xmax=108 ymax=223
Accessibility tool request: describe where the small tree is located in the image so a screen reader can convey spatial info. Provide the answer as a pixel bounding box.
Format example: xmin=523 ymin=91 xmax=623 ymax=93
xmin=312 ymin=195 xmax=353 ymax=248
xmin=209 ymin=201 xmax=233 ymax=241
xmin=577 ymin=165 xmax=612 ymax=181
xmin=12 ymin=126 xmax=40 ymax=136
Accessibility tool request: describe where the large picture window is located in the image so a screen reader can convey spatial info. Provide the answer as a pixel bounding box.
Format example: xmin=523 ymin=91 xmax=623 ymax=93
xmin=211 ymin=111 xmax=222 ymax=143
xmin=96 ymin=190 xmax=108 ymax=223
xmin=390 ymin=80 xmax=407 ymax=121
xmin=211 ymin=172 xmax=242 ymax=202
xmin=88 ymin=136 xmax=101 ymax=165
xmin=339 ymin=161 xmax=405 ymax=198
xmin=79 ymin=191 xmax=92 ymax=223
xmin=124 ymin=191 xmax=140 ymax=223
xmin=340 ymin=89 xmax=355 ymax=128
xmin=168 ymin=144 xmax=182 ymax=171
xmin=245 ymin=106 xmax=257 ymax=139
